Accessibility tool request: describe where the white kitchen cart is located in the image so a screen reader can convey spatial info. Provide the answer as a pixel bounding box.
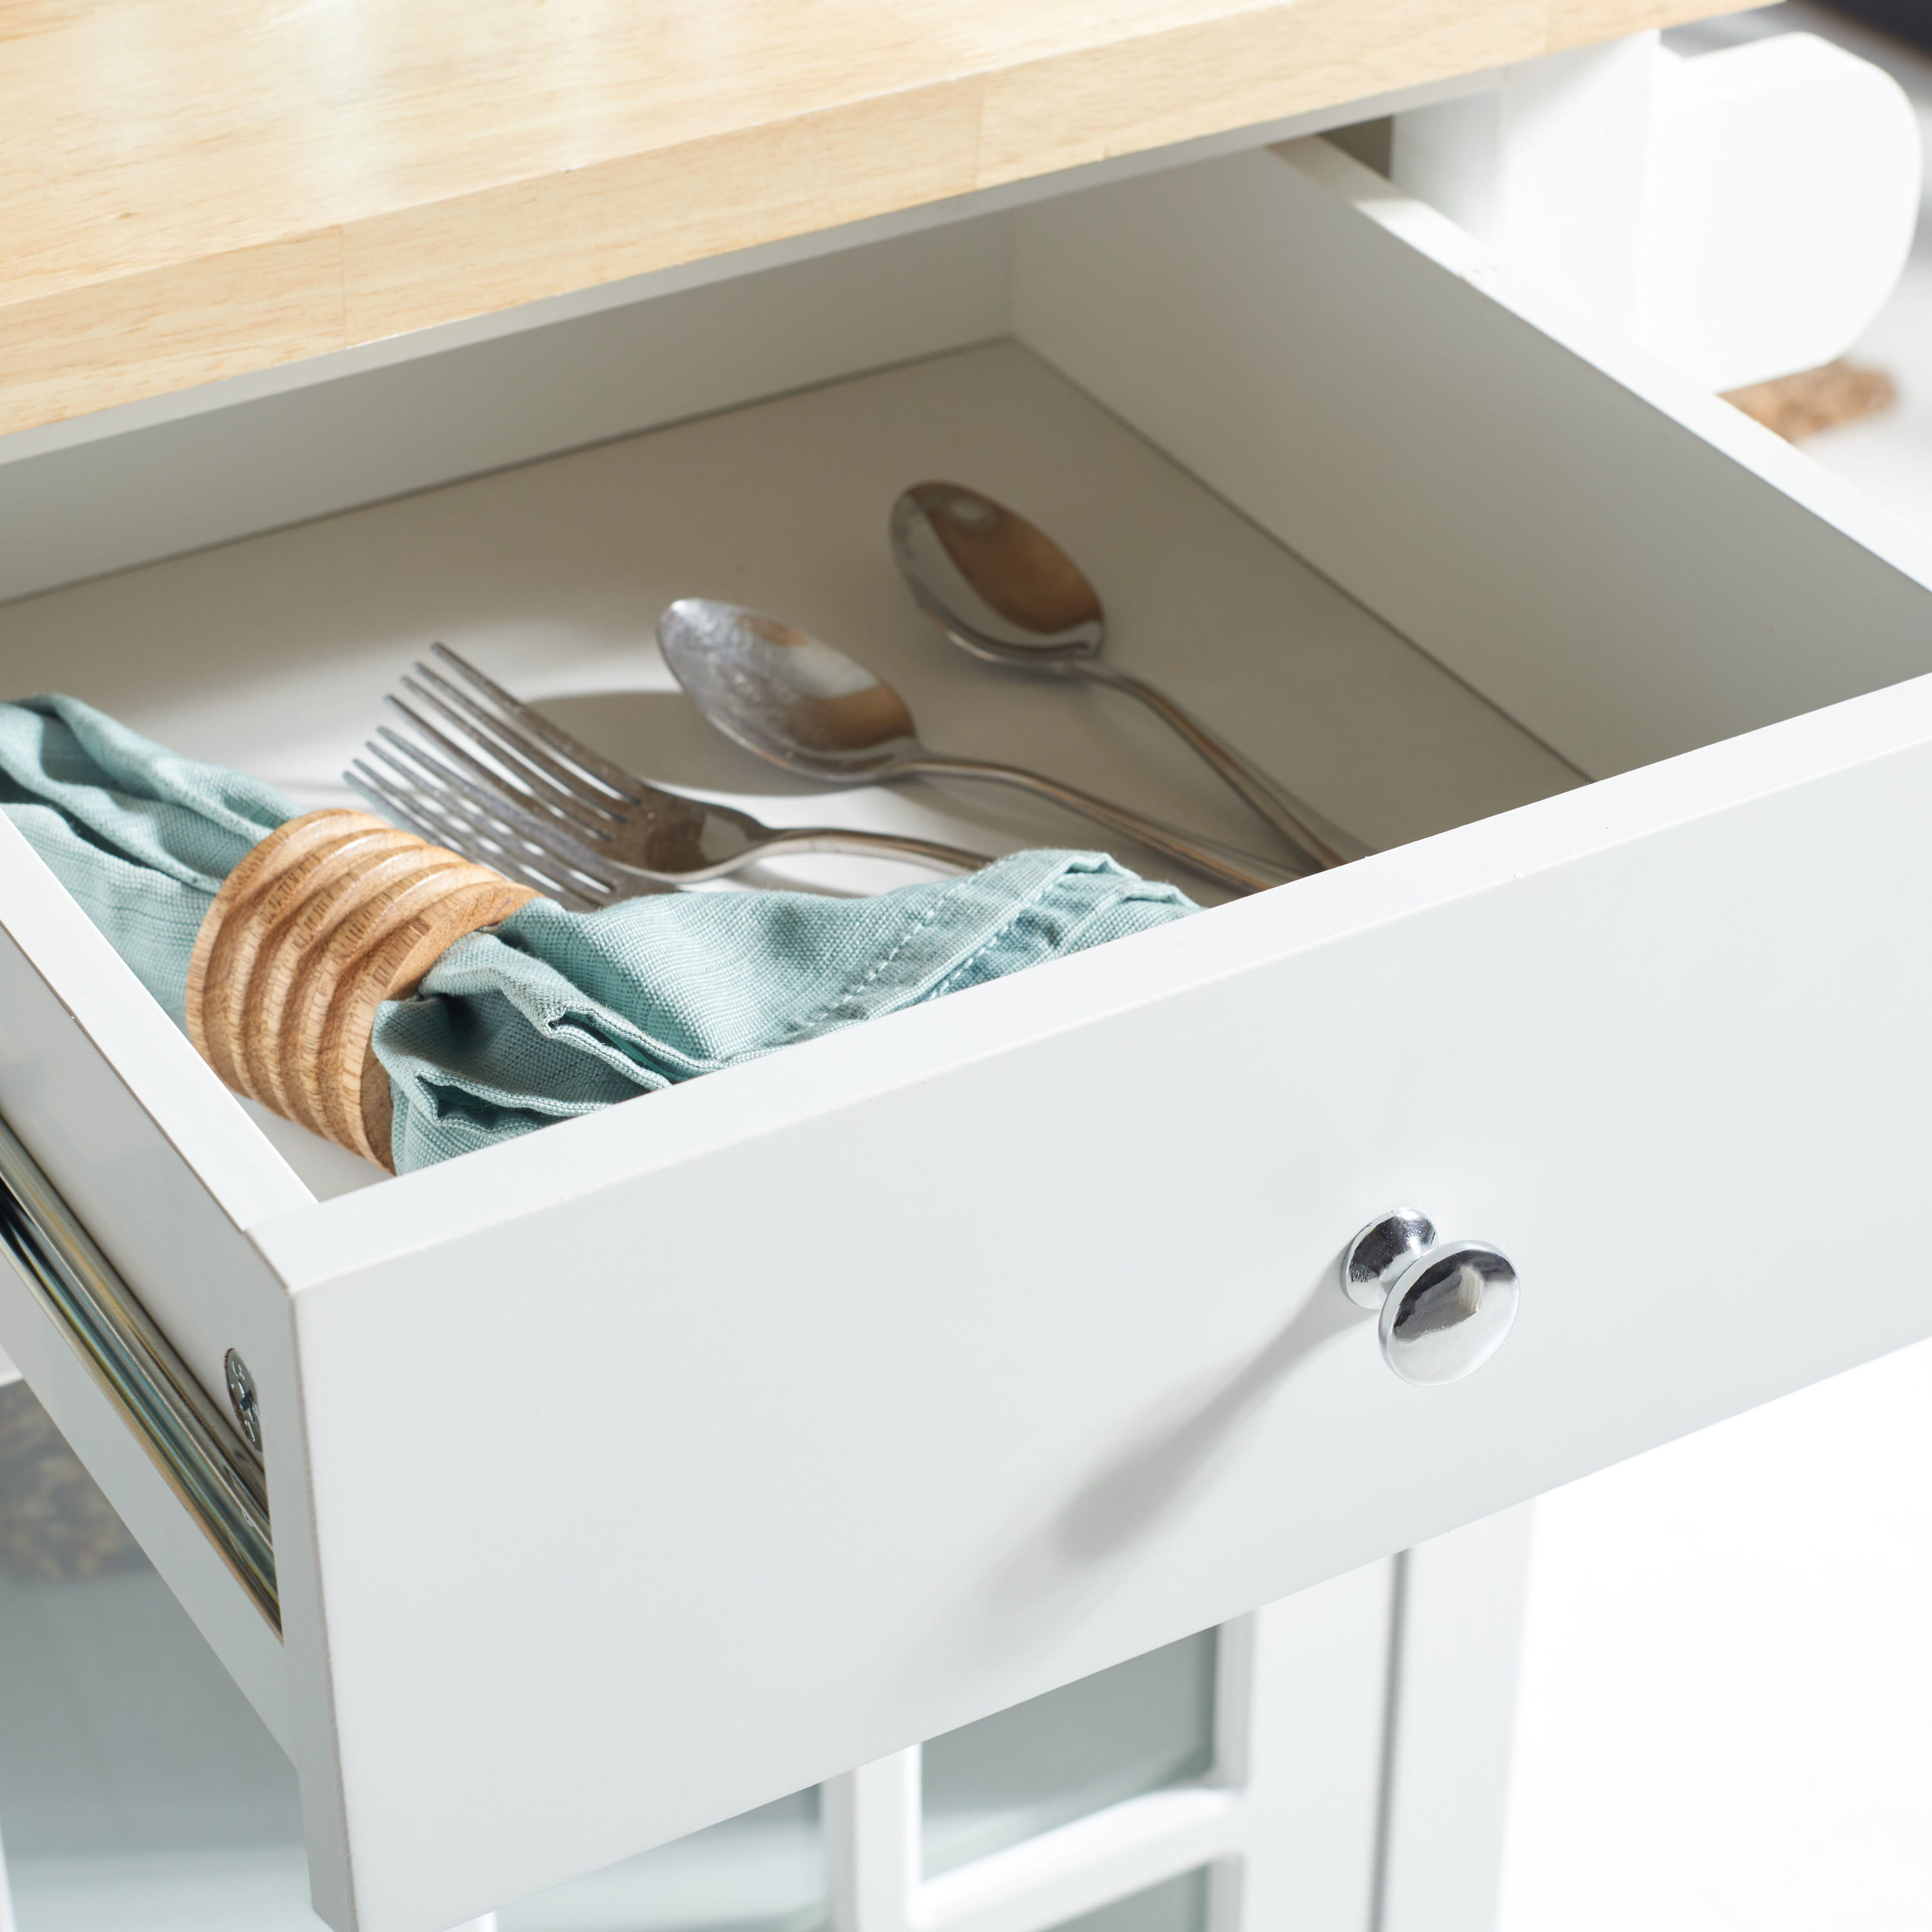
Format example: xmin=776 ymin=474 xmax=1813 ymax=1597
xmin=3 ymin=16 xmax=1929 ymax=1932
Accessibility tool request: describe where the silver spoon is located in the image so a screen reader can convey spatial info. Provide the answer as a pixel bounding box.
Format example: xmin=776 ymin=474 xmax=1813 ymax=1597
xmin=656 ymin=600 xmax=1302 ymax=896
xmin=890 ymin=481 xmax=1370 ymax=868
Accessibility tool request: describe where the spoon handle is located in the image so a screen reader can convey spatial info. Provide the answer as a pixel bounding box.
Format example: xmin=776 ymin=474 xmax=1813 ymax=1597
xmin=1074 ymin=661 xmax=1372 ymax=867
xmin=752 ymin=827 xmax=989 ymax=872
xmin=898 ymin=755 xmax=1303 ymax=895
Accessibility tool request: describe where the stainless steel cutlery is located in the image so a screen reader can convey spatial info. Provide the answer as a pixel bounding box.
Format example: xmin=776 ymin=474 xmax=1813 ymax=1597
xmin=656 ymin=598 xmax=1300 ymax=896
xmin=348 ymin=643 xmax=989 ymax=908
xmin=890 ymin=480 xmax=1368 ymax=867
xmin=352 ymin=481 xmax=1358 ymax=904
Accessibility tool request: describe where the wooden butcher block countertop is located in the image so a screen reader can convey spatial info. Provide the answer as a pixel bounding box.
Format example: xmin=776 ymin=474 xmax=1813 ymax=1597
xmin=3 ymin=0 xmax=1725 ymax=440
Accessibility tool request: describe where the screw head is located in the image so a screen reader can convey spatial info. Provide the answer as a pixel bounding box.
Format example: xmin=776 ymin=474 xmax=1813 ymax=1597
xmin=224 ymin=1349 xmax=262 ymax=1454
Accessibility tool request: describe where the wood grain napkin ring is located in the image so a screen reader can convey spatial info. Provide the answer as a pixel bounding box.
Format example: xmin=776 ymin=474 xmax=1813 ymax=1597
xmin=185 ymin=810 xmax=537 ymax=1172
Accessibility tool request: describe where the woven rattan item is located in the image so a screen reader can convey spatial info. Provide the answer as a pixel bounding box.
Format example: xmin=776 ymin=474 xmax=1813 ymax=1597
xmin=185 ymin=809 xmax=535 ymax=1170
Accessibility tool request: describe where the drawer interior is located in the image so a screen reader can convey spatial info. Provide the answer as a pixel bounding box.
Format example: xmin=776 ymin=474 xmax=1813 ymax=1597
xmin=5 ymin=138 xmax=1929 ymax=1226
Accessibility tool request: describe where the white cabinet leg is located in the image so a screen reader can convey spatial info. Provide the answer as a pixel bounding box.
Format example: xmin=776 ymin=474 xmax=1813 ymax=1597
xmin=1376 ymin=1505 xmax=1536 ymax=1932
xmin=1233 ymin=1564 xmax=1397 ymax=1932
xmin=825 ymin=1751 xmax=920 ymax=1932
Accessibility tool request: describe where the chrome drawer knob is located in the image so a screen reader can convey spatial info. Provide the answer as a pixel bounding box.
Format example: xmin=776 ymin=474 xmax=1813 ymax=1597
xmin=1341 ymin=1209 xmax=1519 ymax=1385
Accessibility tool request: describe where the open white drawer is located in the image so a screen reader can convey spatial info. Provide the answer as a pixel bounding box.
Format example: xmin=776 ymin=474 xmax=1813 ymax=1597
xmin=5 ymin=133 xmax=1932 ymax=1932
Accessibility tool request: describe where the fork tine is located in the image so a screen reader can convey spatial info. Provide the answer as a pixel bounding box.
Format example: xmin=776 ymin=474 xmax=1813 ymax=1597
xmin=354 ymin=743 xmax=544 ymax=870
xmin=429 ymin=642 xmax=654 ymax=803
xmin=346 ymin=762 xmax=604 ymax=911
xmin=361 ymin=738 xmax=551 ymax=867
xmin=374 ymin=722 xmax=616 ymax=867
xmin=345 ymin=761 xmax=450 ymax=848
xmin=365 ymin=735 xmax=631 ymax=902
xmin=355 ymin=764 xmax=610 ymax=912
xmin=401 ymin=667 xmax=627 ymax=823
xmin=349 ymin=759 xmax=610 ymax=911
xmin=389 ymin=688 xmax=618 ymax=839
xmin=348 ymin=759 xmax=511 ymax=879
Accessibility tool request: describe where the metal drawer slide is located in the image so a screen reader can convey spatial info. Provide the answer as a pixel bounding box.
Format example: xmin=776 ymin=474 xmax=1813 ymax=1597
xmin=0 ymin=1112 xmax=278 ymax=1629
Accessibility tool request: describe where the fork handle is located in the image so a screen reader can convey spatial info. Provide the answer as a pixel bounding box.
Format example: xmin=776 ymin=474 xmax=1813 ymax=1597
xmin=897 ymin=755 xmax=1301 ymax=895
xmin=755 ymin=827 xmax=989 ymax=872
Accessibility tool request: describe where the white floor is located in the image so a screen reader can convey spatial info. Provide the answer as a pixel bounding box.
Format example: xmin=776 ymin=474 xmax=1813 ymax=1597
xmin=1497 ymin=12 xmax=1932 ymax=1928
xmin=1498 ymin=1340 xmax=1932 ymax=1929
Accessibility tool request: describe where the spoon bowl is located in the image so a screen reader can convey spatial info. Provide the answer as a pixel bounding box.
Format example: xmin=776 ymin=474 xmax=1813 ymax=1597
xmin=891 ymin=482 xmax=1103 ymax=667
xmin=658 ymin=598 xmax=920 ymax=779
xmin=656 ymin=598 xmax=1298 ymax=896
xmin=890 ymin=480 xmax=1369 ymax=867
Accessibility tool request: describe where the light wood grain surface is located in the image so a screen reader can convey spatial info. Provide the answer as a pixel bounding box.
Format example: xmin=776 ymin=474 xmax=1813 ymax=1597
xmin=5 ymin=0 xmax=1727 ymax=441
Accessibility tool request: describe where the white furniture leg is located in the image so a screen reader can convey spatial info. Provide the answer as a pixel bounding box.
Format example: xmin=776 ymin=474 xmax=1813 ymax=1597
xmin=1376 ymin=1506 xmax=1537 ymax=1932
xmin=825 ymin=1751 xmax=922 ymax=1932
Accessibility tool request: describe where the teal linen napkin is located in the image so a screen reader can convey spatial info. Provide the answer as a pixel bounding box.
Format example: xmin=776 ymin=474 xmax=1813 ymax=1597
xmin=0 ymin=696 xmax=1197 ymax=1173
xmin=0 ymin=695 xmax=291 ymax=1027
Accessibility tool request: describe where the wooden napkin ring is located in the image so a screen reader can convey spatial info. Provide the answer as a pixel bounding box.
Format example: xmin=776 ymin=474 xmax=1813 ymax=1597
xmin=185 ymin=810 xmax=538 ymax=1172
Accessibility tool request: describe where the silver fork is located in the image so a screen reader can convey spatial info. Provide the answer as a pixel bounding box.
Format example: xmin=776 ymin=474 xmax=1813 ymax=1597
xmin=346 ymin=643 xmax=991 ymax=909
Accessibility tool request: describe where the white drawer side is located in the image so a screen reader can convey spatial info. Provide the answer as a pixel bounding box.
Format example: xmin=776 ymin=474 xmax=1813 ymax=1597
xmin=1012 ymin=137 xmax=1932 ymax=781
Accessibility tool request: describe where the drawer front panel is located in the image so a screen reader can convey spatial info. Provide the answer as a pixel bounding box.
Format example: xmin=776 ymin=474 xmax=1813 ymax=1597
xmin=264 ymin=674 xmax=1932 ymax=1932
